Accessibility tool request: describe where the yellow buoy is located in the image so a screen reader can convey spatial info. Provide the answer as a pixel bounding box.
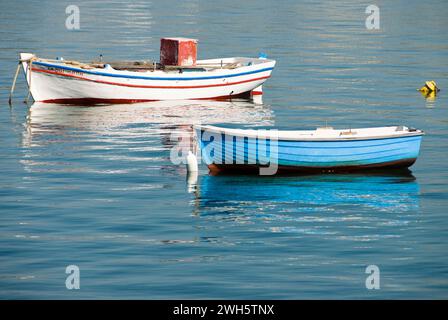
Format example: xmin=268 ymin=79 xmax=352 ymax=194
xmin=419 ymin=80 xmax=440 ymax=98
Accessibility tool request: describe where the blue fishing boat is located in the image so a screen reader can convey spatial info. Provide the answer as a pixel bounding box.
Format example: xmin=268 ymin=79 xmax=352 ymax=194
xmin=194 ymin=125 xmax=424 ymax=174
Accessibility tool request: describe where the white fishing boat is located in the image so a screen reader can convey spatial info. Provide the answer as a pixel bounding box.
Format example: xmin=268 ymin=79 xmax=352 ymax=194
xmin=14 ymin=38 xmax=275 ymax=104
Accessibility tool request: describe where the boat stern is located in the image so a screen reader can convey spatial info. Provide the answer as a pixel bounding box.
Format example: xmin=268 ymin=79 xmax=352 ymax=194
xmin=19 ymin=53 xmax=35 ymax=84
xmin=19 ymin=52 xmax=35 ymax=62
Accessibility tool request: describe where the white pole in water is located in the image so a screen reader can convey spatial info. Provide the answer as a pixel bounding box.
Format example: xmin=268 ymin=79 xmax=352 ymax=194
xmin=186 ymin=150 xmax=199 ymax=193
xmin=186 ymin=150 xmax=198 ymax=173
xmin=186 ymin=170 xmax=198 ymax=194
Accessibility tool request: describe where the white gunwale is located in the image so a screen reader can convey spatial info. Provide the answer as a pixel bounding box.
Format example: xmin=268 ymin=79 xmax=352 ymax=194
xmin=195 ymin=125 xmax=424 ymax=142
xmin=23 ymin=54 xmax=275 ymax=80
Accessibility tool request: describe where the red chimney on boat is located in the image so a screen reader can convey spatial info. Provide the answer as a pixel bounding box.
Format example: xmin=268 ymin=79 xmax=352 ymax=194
xmin=160 ymin=37 xmax=198 ymax=66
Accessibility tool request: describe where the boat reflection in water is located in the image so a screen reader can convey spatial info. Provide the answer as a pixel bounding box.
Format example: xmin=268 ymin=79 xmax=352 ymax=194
xmin=21 ymin=100 xmax=273 ymax=175
xmin=191 ymin=172 xmax=420 ymax=235
xmin=22 ymin=99 xmax=273 ymax=144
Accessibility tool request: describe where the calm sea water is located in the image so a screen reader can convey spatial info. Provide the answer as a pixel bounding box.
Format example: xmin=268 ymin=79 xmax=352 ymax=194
xmin=1 ymin=0 xmax=447 ymax=299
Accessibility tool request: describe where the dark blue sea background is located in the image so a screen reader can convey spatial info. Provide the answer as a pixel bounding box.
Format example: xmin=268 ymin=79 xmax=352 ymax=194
xmin=0 ymin=0 xmax=447 ymax=298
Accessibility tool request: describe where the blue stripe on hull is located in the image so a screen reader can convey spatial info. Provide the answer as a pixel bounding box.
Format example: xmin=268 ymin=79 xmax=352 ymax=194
xmin=33 ymin=61 xmax=274 ymax=81
xmin=198 ymin=131 xmax=422 ymax=169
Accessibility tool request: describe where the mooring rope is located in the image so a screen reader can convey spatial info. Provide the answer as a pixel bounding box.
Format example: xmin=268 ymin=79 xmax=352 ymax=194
xmin=8 ymin=63 xmax=22 ymax=105
xmin=9 ymin=56 xmax=36 ymax=105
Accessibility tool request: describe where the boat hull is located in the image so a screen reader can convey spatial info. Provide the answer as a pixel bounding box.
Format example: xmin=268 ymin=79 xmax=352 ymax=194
xmin=196 ymin=127 xmax=423 ymax=174
xmin=206 ymin=158 xmax=417 ymax=174
xmin=20 ymin=55 xmax=275 ymax=104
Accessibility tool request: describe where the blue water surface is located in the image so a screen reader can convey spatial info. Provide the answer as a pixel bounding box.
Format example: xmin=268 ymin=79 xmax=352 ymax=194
xmin=0 ymin=0 xmax=447 ymax=299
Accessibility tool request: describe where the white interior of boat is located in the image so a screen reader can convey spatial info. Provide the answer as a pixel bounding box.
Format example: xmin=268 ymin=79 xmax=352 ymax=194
xmin=196 ymin=125 xmax=424 ymax=141
xmin=21 ymin=53 xmax=273 ymax=74
xmin=196 ymin=57 xmax=271 ymax=69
